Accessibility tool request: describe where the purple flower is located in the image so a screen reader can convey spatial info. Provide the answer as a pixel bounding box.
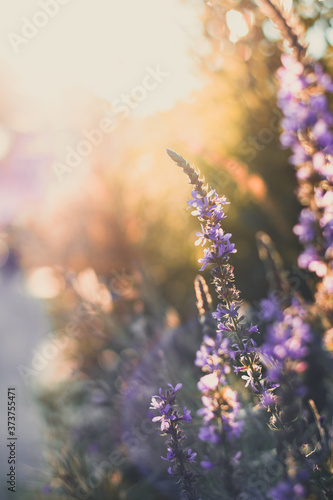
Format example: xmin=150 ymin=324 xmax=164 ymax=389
xmin=293 ymin=209 xmax=317 ymax=244
xmin=222 ymin=416 xmax=244 ymax=440
xmin=298 ymin=246 xmax=318 ymax=269
xmin=149 ymin=396 xmax=164 ymax=410
xmin=42 ymin=485 xmax=52 ymax=494
xmin=161 ymin=448 xmax=176 ymax=461
xmin=314 ymin=63 xmax=333 ymax=91
xmin=197 ymin=372 xmax=219 ymax=392
xmin=149 ymin=384 xmax=198 ymax=499
xmin=188 ymin=190 xmax=216 ymax=218
xmin=213 ymin=302 xmax=240 ymax=320
xmin=261 ymin=302 xmax=312 ymax=423
xmin=167 ymin=383 xmax=182 ymax=393
xmin=241 ymin=369 xmax=258 ymax=391
xmin=181 ymin=406 xmax=192 ymax=422
xmin=276 ymin=53 xmax=333 ymax=294
xmin=260 ymin=389 xmax=277 ymax=409
xmin=186 ymin=449 xmax=197 ymax=463
xmin=270 ymin=479 xmax=306 ymax=500
xmin=195 ymin=224 xmax=208 ymax=246
xmin=200 ymin=459 xmax=215 ymax=469
xmin=167 ymin=150 xmax=272 ymax=464
xmin=313 ymin=119 xmax=333 ymax=151
xmin=197 ymin=383 xmax=244 ymax=442
xmin=198 ymin=425 xmax=220 ymax=443
xmin=290 ymin=144 xmax=310 ymax=166
xmin=198 ymin=248 xmax=214 ymax=271
xmin=231 ymin=451 xmax=242 ymax=468
xmin=197 ymin=403 xmax=215 ymax=424
xmin=152 ymin=404 xmax=176 ymax=432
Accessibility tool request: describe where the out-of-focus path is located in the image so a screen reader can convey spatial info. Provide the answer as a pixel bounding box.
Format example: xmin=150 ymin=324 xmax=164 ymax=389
xmin=0 ymin=254 xmax=50 ymax=498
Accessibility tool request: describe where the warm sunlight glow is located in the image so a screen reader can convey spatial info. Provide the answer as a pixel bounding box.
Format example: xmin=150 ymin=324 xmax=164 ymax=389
xmin=0 ymin=0 xmax=203 ymax=117
xmin=26 ymin=267 xmax=63 ymax=298
xmin=280 ymin=0 xmax=293 ymax=14
xmin=226 ymin=10 xmax=249 ymax=43
xmin=0 ymin=126 xmax=12 ymax=160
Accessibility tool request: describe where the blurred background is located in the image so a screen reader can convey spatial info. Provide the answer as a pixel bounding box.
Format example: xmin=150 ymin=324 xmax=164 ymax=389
xmin=0 ymin=0 xmax=333 ymax=498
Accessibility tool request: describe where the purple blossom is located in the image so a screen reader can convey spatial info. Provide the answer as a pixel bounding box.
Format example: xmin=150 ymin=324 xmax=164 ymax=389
xmin=298 ymin=246 xmax=319 ymax=270
xmin=277 ymin=54 xmax=333 ymax=297
xmin=161 ymin=448 xmax=176 ymax=461
xmin=198 ymin=425 xmax=220 ymax=444
xmin=182 ymin=407 xmax=192 ymax=422
xmin=167 ymin=382 xmax=183 ymax=393
xmin=197 ymin=383 xmax=244 ymax=442
xmin=195 ymin=224 xmax=208 ymax=246
xmin=313 ymin=119 xmax=333 ymax=152
xmin=187 ymin=190 xmax=216 ymax=218
xmin=213 ymin=302 xmax=240 ymax=320
xmin=260 ymin=389 xmax=277 ymax=409
xmin=261 ymin=300 xmax=313 ymax=427
xmin=200 ymin=459 xmax=215 ymax=469
xmin=150 ymin=396 xmax=164 ymax=411
xmin=42 ymin=485 xmax=52 ymax=494
xmin=197 ymin=373 xmax=219 ymax=393
xmin=293 ymin=209 xmax=317 ymax=244
xmin=231 ymin=451 xmax=242 ymax=468
xmin=152 ymin=404 xmax=176 ymax=432
xmin=186 ymin=449 xmax=197 ymax=463
xmin=221 ymin=415 xmax=244 ymax=440
xmin=277 ymin=56 xmax=333 ymax=167
xmin=149 ymin=384 xmax=198 ymax=499
xmin=198 ymin=248 xmax=214 ymax=271
xmin=160 ymin=448 xmax=195 ymax=467
xmin=197 ymin=403 xmax=215 ymax=424
xmin=241 ymin=369 xmax=258 ymax=391
xmin=167 ymin=149 xmax=266 ymax=450
xmin=314 ymin=63 xmax=333 ymax=91
xmin=195 ymin=335 xmax=230 ymax=374
xmin=270 ymin=480 xmax=306 ymax=500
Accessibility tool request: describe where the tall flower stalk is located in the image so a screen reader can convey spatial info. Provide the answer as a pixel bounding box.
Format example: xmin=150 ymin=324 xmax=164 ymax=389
xmin=258 ymin=0 xmax=333 ymax=331
xmin=167 ymin=148 xmax=333 ymax=498
xmin=255 ymin=2 xmax=333 ymax=494
xmin=149 ymin=383 xmax=198 ymax=500
xmin=277 ymin=55 xmax=333 ymax=276
xmin=166 ymin=149 xmax=277 ymax=414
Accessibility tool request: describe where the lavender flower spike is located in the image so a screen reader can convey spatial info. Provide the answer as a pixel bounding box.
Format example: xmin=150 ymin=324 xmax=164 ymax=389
xmin=149 ymin=383 xmax=199 ymax=500
xmin=166 ymin=149 xmax=271 ymax=401
xmin=276 ymin=52 xmax=333 ymax=323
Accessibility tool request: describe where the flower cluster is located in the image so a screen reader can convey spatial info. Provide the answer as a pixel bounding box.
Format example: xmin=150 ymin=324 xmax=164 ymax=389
xmin=197 ymin=378 xmax=243 ymax=444
xmin=167 ymin=150 xmax=275 ymax=402
xmin=259 ymin=280 xmax=315 ymax=497
xmin=149 ymin=383 xmax=198 ymax=500
xmin=270 ymin=475 xmax=308 ymax=500
xmin=277 ymin=54 xmax=333 ymax=319
xmin=261 ymin=299 xmax=312 ymax=426
xmin=166 ymin=148 xmax=333 ymax=497
xmin=153 ymin=139 xmax=333 ymax=497
xmin=194 ymin=278 xmax=245 ymax=445
xmin=159 ymin=5 xmax=333 ymax=497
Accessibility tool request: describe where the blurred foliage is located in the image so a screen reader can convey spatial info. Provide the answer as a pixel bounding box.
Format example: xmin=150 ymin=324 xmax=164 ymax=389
xmin=18 ymin=0 xmax=333 ymax=315
xmin=4 ymin=0 xmax=333 ymax=498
